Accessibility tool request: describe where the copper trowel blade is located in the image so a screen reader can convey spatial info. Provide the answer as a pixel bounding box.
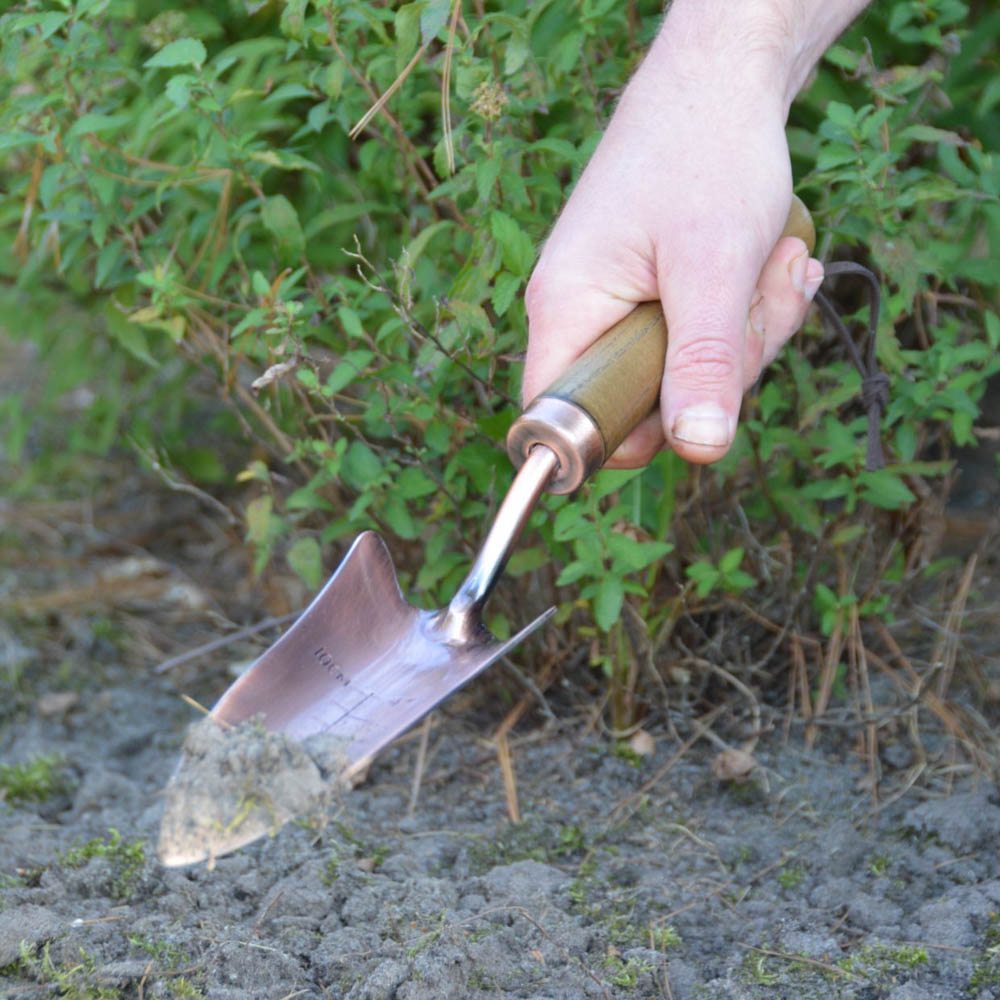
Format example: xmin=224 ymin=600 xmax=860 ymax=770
xmin=159 ymin=531 xmax=554 ymax=866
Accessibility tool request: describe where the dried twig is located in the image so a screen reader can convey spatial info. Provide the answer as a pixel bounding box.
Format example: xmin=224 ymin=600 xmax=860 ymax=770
xmin=349 ymin=43 xmax=429 ymax=140
xmin=407 ymin=712 xmax=434 ymax=816
xmin=154 ymin=611 xmax=301 ymax=674
xmin=440 ymin=0 xmax=462 ymax=175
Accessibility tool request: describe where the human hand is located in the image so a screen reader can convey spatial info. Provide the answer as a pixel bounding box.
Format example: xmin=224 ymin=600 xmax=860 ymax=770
xmin=522 ymin=0 xmax=864 ymax=467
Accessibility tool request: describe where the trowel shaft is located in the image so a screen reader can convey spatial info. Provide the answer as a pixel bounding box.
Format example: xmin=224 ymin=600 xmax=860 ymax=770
xmin=438 ymin=444 xmax=558 ymax=641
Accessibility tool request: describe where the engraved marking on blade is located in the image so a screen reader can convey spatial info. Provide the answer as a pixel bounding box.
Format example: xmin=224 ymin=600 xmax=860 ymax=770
xmin=311 ymin=645 xmax=419 ymax=710
xmin=313 ymin=646 xmax=351 ymax=683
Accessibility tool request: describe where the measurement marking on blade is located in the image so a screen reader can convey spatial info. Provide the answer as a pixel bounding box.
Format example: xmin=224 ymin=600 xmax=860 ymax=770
xmin=311 ymin=646 xmax=418 ymax=707
xmin=313 ymin=646 xmax=350 ymax=683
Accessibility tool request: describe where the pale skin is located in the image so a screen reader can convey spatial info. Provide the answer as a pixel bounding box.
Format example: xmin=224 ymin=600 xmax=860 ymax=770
xmin=523 ymin=0 xmax=871 ymax=467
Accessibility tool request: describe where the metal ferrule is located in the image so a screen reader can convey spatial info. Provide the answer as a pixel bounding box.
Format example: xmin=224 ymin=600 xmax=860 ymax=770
xmin=506 ymin=396 xmax=605 ymax=495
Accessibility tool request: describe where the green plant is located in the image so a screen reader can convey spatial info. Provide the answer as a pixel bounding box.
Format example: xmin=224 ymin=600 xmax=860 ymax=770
xmin=742 ymin=951 xmax=782 ymax=987
xmin=969 ymin=912 xmax=1000 ymax=990
xmin=60 ymin=829 xmax=147 ymax=902
xmin=685 ymin=547 xmax=756 ymax=599
xmin=776 ymin=863 xmax=807 ymax=891
xmin=0 ymin=752 xmax=74 ymax=804
xmin=868 ymin=852 xmax=891 ymax=877
xmin=126 ymin=935 xmax=189 ymax=970
xmin=15 ymin=943 xmax=124 ymax=1000
xmin=1 ymin=0 xmax=997 ymax=741
xmin=650 ymin=923 xmax=682 ymax=951
xmin=838 ymin=942 xmax=930 ymax=980
xmin=603 ymin=954 xmax=652 ymax=989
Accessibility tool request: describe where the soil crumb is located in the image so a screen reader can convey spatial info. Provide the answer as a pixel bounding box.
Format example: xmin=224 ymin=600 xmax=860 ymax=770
xmin=157 ymin=716 xmax=349 ymax=868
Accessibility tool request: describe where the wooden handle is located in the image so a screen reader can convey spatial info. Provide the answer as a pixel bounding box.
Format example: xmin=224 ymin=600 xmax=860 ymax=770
xmin=508 ymin=195 xmax=815 ymax=491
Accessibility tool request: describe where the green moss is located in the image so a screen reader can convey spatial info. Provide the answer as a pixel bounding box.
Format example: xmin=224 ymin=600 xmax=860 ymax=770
xmin=467 ymin=821 xmax=588 ymax=875
xmin=838 ymin=942 xmax=929 ymax=980
xmin=126 ymin=934 xmax=189 ymax=971
xmin=16 ymin=943 xmax=125 ymax=1000
xmin=776 ymin=863 xmax=807 ymax=890
xmin=868 ymin=852 xmax=891 ymax=877
xmin=969 ymin=912 xmax=1000 ymax=990
xmin=60 ymin=829 xmax=146 ymax=902
xmin=741 ymin=951 xmax=782 ymax=986
xmin=0 ymin=752 xmax=74 ymax=804
xmin=603 ymin=954 xmax=653 ymax=988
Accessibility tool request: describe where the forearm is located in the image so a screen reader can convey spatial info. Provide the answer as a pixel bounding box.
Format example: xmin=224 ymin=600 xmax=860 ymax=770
xmin=647 ymin=0 xmax=871 ymax=114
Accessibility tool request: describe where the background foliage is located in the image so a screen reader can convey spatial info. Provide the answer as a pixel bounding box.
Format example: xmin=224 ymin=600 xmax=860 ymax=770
xmin=2 ymin=0 xmax=998 ymax=736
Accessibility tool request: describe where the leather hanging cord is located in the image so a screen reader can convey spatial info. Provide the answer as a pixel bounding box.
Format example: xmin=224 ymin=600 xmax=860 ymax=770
xmin=813 ymin=261 xmax=889 ymax=471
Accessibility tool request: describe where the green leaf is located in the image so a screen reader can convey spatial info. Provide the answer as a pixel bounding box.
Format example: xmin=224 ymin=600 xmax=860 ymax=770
xmin=825 ymin=100 xmax=858 ymax=132
xmin=144 ymin=37 xmax=208 ymax=71
xmin=287 ymin=537 xmax=323 ymax=590
xmin=490 ymin=211 xmax=535 ymax=277
xmin=476 ymin=156 xmax=502 ymax=203
xmin=718 ymin=547 xmax=744 ymax=575
xmin=491 ymin=271 xmax=521 ymax=316
xmin=984 ymin=312 xmax=1000 ymax=350
xmin=685 ymin=561 xmax=719 ymax=598
xmin=553 ymin=504 xmax=586 ymax=541
xmin=261 ymin=194 xmax=305 ymax=264
xmin=396 ymin=466 xmax=438 ymax=500
xmin=279 ymin=0 xmax=308 ymax=41
xmin=504 ymin=32 xmax=530 ymax=76
xmin=249 ymin=149 xmax=321 ymax=173
xmin=340 ymin=441 xmax=382 ymax=490
xmin=395 ymin=2 xmax=422 ymax=62
xmin=592 ymin=467 xmax=643 ymax=500
xmin=859 ymin=469 xmax=916 ymax=510
xmin=507 ymin=547 xmax=548 ymax=577
xmin=107 ymin=319 xmax=156 ymax=366
xmin=721 ymin=570 xmax=755 ymax=593
xmin=164 ymin=74 xmax=196 ymax=108
xmin=325 ymin=349 xmax=374 ymax=395
xmin=383 ymin=495 xmax=419 ymax=539
xmin=557 ymin=560 xmax=593 ymax=586
xmin=11 ymin=11 xmax=69 ymax=40
xmin=0 ymin=131 xmax=46 ymax=152
xmin=420 ymin=0 xmax=452 ymax=44
xmin=245 ymin=495 xmax=283 ymax=577
xmin=67 ymin=113 xmax=131 ymax=139
xmin=901 ymin=124 xmax=965 ymax=147
xmin=592 ymin=576 xmax=624 ymax=631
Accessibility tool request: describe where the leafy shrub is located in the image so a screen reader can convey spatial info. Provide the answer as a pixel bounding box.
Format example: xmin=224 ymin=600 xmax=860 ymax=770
xmin=1 ymin=0 xmax=997 ymax=734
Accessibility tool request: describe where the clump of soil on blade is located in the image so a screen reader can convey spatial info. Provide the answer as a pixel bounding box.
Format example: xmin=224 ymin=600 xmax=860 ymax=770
xmin=158 ymin=716 xmax=349 ymax=868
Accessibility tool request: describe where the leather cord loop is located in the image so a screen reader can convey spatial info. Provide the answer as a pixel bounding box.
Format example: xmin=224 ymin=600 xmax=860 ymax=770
xmin=813 ymin=261 xmax=888 ymax=471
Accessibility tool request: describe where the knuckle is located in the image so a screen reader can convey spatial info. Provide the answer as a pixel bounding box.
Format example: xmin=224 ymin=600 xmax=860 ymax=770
xmin=667 ymin=333 xmax=742 ymax=388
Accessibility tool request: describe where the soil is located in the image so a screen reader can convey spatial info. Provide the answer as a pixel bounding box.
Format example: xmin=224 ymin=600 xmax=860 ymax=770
xmin=157 ymin=718 xmax=350 ymax=869
xmin=3 ymin=637 xmax=1000 ymax=1000
xmin=3 ymin=336 xmax=1000 ymax=998
xmin=3 ymin=484 xmax=1000 ymax=1000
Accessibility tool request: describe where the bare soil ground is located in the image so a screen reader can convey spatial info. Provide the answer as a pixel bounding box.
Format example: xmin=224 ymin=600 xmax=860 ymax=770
xmin=3 ymin=334 xmax=1000 ymax=999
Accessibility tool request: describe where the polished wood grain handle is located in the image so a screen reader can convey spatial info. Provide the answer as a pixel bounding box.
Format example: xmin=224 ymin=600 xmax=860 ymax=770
xmin=507 ymin=195 xmax=816 ymax=494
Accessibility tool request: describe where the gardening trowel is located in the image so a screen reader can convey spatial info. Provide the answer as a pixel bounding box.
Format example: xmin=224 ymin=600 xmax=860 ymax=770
xmin=158 ymin=198 xmax=815 ymax=866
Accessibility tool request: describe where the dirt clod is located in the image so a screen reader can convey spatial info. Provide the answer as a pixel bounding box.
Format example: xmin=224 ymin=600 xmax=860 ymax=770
xmin=157 ymin=716 xmax=349 ymax=867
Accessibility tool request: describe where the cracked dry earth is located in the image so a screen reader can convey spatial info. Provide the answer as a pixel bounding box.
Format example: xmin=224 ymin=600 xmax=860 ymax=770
xmin=3 ymin=623 xmax=1000 ymax=1000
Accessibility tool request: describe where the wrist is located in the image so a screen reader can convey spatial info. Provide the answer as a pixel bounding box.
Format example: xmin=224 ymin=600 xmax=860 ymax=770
xmin=652 ymin=0 xmax=868 ymax=113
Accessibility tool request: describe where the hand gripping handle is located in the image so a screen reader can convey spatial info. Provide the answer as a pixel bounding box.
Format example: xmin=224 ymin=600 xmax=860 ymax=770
xmin=506 ymin=195 xmax=816 ymax=494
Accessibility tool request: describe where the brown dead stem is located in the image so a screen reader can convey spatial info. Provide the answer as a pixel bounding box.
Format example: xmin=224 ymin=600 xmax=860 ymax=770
xmin=932 ymin=552 xmax=977 ymax=699
xmin=439 ymin=0 xmax=462 ymax=176
xmin=349 ymin=43 xmax=429 ymax=140
xmin=806 ymin=554 xmax=849 ymax=749
xmin=325 ymin=8 xmax=469 ymax=229
xmin=849 ymin=604 xmax=880 ymax=818
xmin=495 ymin=731 xmax=520 ymax=823
xmin=14 ymin=146 xmax=43 ymax=259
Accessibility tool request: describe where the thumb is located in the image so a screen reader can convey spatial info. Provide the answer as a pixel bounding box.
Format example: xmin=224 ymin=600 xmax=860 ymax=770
xmin=658 ymin=229 xmax=770 ymax=463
